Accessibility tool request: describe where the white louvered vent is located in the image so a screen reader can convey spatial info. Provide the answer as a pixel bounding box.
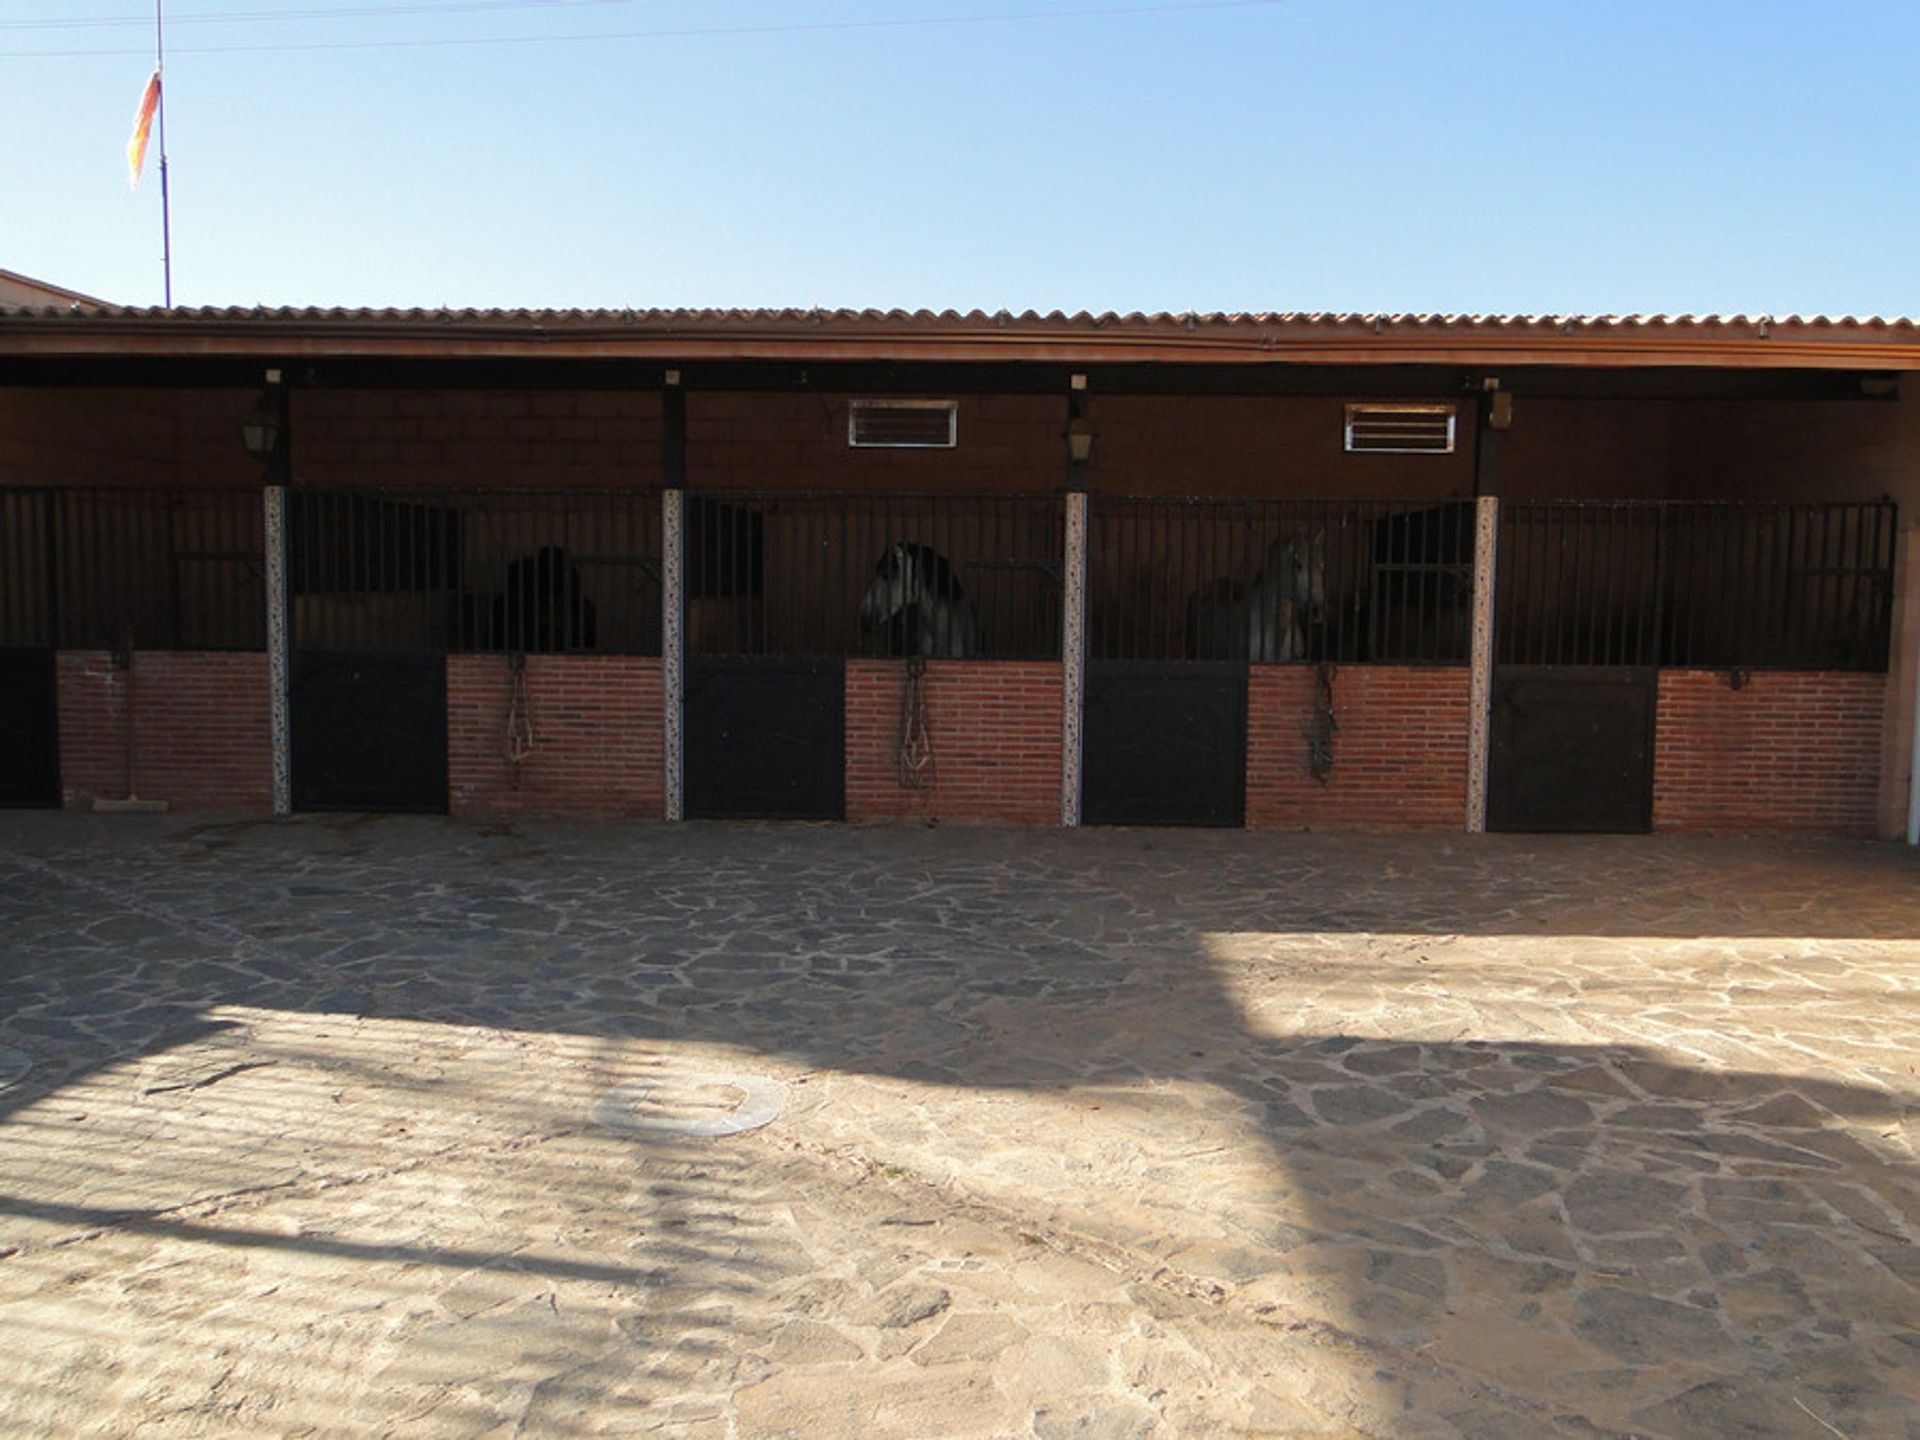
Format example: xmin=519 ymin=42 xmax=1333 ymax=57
xmin=849 ymin=399 xmax=958 ymax=448
xmin=1344 ymin=403 xmax=1457 ymax=454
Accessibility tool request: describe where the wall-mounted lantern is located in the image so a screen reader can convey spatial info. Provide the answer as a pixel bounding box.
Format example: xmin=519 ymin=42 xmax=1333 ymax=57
xmin=241 ymin=369 xmax=287 ymax=481
xmin=1065 ymin=416 xmax=1095 ymax=467
xmin=239 ymin=396 xmax=281 ymax=461
xmin=1066 ymin=372 xmax=1093 ymax=468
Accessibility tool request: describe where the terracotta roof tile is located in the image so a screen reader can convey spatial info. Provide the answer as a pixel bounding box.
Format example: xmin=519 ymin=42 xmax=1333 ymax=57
xmin=4 ymin=305 xmax=1916 ymax=368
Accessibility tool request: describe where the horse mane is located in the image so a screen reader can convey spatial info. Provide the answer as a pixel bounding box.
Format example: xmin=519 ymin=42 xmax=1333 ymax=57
xmin=887 ymin=541 xmax=964 ymax=598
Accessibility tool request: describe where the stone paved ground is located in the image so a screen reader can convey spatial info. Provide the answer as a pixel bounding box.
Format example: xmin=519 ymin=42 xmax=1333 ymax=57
xmin=0 ymin=815 xmax=1916 ymax=1439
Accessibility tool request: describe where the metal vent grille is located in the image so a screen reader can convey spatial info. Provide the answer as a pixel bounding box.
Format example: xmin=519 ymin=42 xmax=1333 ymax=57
xmin=1345 ymin=403 xmax=1457 ymax=454
xmin=849 ymin=400 xmax=957 ymax=449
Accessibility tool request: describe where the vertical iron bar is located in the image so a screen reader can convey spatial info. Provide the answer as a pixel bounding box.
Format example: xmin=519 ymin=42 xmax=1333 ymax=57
xmin=42 ymin=488 xmax=61 ymax=649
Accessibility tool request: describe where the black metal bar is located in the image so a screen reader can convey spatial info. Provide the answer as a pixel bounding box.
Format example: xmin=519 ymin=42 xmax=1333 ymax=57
xmin=41 ymin=487 xmax=60 ymax=649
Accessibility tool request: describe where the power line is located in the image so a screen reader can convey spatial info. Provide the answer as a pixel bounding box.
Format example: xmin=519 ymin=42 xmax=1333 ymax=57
xmin=1 ymin=0 xmax=1281 ymax=59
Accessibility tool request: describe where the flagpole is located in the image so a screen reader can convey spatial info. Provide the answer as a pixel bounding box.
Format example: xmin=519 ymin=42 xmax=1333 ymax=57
xmin=154 ymin=0 xmax=172 ymax=308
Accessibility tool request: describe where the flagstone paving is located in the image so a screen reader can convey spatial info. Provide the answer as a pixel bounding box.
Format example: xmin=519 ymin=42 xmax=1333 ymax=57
xmin=0 ymin=814 xmax=1915 ymax=1438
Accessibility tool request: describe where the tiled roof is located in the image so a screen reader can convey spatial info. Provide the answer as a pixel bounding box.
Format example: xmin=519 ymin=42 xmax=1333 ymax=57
xmin=0 ymin=268 xmax=107 ymax=309
xmin=2 ymin=304 xmax=1915 ymax=332
xmin=4 ymin=305 xmax=1916 ymax=367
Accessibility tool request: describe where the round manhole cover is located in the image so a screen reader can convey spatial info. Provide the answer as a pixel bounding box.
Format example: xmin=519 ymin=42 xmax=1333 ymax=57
xmin=0 ymin=1046 xmax=31 ymax=1092
xmin=591 ymin=1072 xmax=787 ymax=1139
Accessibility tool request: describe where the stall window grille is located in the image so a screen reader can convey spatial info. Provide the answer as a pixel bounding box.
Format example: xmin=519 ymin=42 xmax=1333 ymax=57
xmin=0 ymin=488 xmax=266 ymax=651
xmin=848 ymin=400 xmax=958 ymax=449
xmin=685 ymin=491 xmax=1059 ymax=659
xmin=1087 ymin=496 xmax=1474 ymax=665
xmin=287 ymin=488 xmax=662 ymax=655
xmin=1344 ymin=404 xmax=1457 ymax=454
xmin=1495 ymin=499 xmax=1895 ymax=671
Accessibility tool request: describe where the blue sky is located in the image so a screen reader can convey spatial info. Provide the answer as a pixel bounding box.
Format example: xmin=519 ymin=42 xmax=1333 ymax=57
xmin=2 ymin=1 xmax=1916 ymax=315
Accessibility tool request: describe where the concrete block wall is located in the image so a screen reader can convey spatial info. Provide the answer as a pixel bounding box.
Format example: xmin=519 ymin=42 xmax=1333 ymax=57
xmin=1653 ymin=670 xmax=1885 ymax=836
xmin=1246 ymin=666 xmax=1470 ymax=829
xmin=57 ymin=651 xmax=271 ymax=811
xmin=845 ymin=660 xmax=1062 ymax=823
xmin=447 ymin=654 xmax=663 ymax=818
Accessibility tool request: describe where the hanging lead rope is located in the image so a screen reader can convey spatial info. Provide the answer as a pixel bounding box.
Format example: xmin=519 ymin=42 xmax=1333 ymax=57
xmin=505 ymin=652 xmax=536 ymax=768
xmin=899 ymin=657 xmax=936 ymax=789
xmin=1307 ymin=661 xmax=1337 ymax=783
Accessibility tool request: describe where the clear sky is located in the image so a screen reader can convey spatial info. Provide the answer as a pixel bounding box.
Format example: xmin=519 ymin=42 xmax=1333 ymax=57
xmin=2 ymin=0 xmax=1916 ymax=316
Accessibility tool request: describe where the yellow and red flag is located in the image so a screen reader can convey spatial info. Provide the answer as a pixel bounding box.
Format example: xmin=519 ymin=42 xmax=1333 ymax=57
xmin=126 ymin=70 xmax=161 ymax=187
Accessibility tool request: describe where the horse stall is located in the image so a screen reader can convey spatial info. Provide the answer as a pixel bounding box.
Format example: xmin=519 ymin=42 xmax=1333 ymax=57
xmin=0 ymin=486 xmax=268 ymax=811
xmin=290 ymin=487 xmax=662 ymax=815
xmin=0 ymin=488 xmax=60 ymax=806
xmin=683 ymin=491 xmax=1061 ymax=821
xmin=1489 ymin=499 xmax=1895 ymax=833
xmin=1083 ymin=495 xmax=1473 ymax=827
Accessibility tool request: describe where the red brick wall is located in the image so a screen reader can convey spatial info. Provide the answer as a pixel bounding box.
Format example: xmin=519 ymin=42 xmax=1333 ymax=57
xmin=293 ymin=390 xmax=662 ymax=488
xmin=1090 ymin=395 xmax=1474 ymax=499
xmin=688 ymin=393 xmax=1058 ymax=493
xmin=447 ymin=654 xmax=663 ymax=818
xmin=1653 ymin=670 xmax=1884 ymax=836
xmin=57 ymin=651 xmax=270 ymax=811
xmin=846 ymin=660 xmax=1061 ymax=823
xmin=1247 ymin=666 xmax=1469 ymax=829
xmin=0 ymin=388 xmax=263 ymax=489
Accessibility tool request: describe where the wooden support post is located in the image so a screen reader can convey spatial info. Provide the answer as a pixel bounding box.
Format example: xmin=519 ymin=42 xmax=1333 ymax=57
xmin=1466 ymin=494 xmax=1499 ymax=833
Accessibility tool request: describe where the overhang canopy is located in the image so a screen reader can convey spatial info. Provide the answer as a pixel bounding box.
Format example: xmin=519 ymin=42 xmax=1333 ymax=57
xmin=2 ymin=305 xmax=1918 ymax=371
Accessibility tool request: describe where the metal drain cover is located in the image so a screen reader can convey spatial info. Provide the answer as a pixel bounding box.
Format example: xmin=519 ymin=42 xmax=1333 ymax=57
xmin=0 ymin=1046 xmax=31 ymax=1092
xmin=590 ymin=1072 xmax=787 ymax=1139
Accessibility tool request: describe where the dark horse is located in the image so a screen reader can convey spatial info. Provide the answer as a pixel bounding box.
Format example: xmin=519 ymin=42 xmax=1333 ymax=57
xmin=857 ymin=542 xmax=981 ymax=658
xmin=490 ymin=545 xmax=597 ymax=652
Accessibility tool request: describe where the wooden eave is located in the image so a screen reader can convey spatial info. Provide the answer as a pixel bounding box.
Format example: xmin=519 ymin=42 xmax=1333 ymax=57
xmin=1 ymin=310 xmax=1918 ymax=372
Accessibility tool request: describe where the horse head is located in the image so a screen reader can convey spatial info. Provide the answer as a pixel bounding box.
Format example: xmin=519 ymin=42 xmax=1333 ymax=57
xmin=857 ymin=542 xmax=976 ymax=658
xmin=1286 ymin=530 xmax=1329 ymax=629
xmin=1248 ymin=532 xmax=1327 ymax=662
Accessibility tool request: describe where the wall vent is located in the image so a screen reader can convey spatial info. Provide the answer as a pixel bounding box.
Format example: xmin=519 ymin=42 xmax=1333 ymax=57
xmin=1344 ymin=403 xmax=1457 ymax=454
xmin=849 ymin=399 xmax=958 ymax=449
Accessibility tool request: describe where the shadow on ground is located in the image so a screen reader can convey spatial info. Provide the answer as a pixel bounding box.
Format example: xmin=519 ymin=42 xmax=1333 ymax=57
xmin=0 ymin=816 xmax=1915 ymax=1437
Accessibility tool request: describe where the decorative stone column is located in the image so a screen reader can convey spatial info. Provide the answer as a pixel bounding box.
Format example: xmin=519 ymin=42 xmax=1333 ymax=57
xmin=661 ymin=486 xmax=686 ymax=822
xmin=264 ymin=484 xmax=291 ymax=816
xmin=1465 ymin=494 xmax=1500 ymax=833
xmin=1061 ymin=490 xmax=1088 ymax=827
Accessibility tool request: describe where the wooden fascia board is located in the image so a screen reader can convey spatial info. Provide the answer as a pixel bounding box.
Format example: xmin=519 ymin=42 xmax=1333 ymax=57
xmin=0 ymin=321 xmax=1916 ymax=370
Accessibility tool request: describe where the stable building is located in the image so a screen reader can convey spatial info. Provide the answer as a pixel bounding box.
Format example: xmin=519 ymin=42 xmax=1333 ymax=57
xmin=0 ymin=304 xmax=1914 ymax=838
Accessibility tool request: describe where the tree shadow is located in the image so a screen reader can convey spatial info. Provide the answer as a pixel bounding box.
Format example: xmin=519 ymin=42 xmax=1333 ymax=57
xmin=0 ymin=816 xmax=1915 ymax=1436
